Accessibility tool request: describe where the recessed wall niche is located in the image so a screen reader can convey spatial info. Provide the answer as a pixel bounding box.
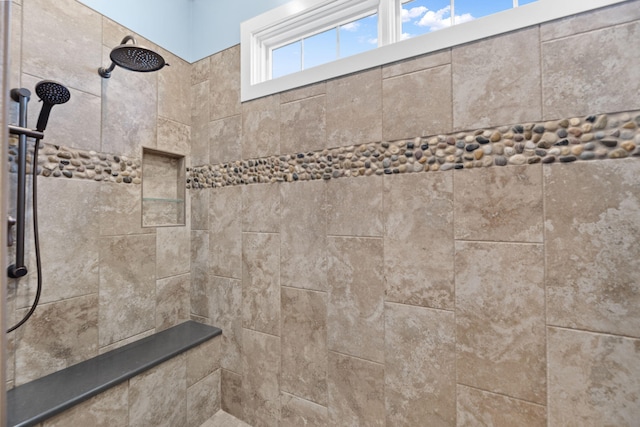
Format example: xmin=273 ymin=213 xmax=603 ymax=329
xmin=142 ymin=148 xmax=186 ymax=227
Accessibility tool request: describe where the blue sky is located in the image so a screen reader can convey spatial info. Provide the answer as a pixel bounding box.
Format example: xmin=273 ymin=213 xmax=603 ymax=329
xmin=272 ymin=0 xmax=538 ymax=78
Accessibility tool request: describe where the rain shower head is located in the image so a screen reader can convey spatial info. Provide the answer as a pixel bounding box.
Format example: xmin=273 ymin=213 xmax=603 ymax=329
xmin=98 ymin=35 xmax=168 ymax=78
xmin=35 ymin=80 xmax=70 ymax=132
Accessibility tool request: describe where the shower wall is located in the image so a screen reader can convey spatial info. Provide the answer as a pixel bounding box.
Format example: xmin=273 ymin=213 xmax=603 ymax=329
xmin=4 ymin=2 xmax=214 ymax=423
xmin=190 ymin=1 xmax=640 ymax=426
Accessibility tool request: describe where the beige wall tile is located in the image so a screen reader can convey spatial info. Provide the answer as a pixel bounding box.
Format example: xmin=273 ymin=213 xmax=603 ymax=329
xmin=100 ymin=44 xmax=157 ymax=158
xmin=129 ymin=355 xmax=187 ymax=427
xmin=457 ymin=385 xmax=547 ymax=427
xmin=327 ymin=236 xmax=384 ymax=363
xmin=98 ymin=329 xmax=154 ymax=355
xmin=385 ymin=302 xmax=455 ymax=426
xmin=187 ymin=370 xmax=221 ymax=427
xmin=15 ymin=294 xmax=98 ymax=385
xmin=326 ymin=175 xmax=383 ymax=237
xmin=157 ymin=117 xmax=190 ymax=156
xmin=280 ymin=95 xmax=326 ymax=153
xmin=191 ymin=80 xmax=210 ymax=166
xmin=242 ymin=232 xmax=280 ymax=336
xmin=280 ymin=82 xmax=326 ymax=103
xmin=548 ymin=327 xmax=640 ymax=427
xmin=191 ymin=56 xmax=211 ymax=85
xmin=209 ymin=185 xmax=242 ymax=279
xmin=281 ymin=392 xmax=328 ymax=427
xmin=545 ymin=160 xmax=640 ymax=338
xmin=211 ymin=276 xmax=243 ymax=374
xmin=383 ymin=64 xmax=452 ymax=141
xmin=280 ymin=180 xmax=327 ymax=291
xmin=210 ymin=115 xmax=242 ymax=165
xmin=456 ymin=241 xmax=546 ymax=404
xmin=22 ymin=0 xmax=101 ymax=96
xmin=242 ymin=94 xmax=281 ymax=159
xmin=190 ymin=230 xmax=209 ymax=317
xmin=540 ymin=0 xmax=640 ymax=42
xmin=210 ymin=46 xmax=241 ymax=121
xmin=187 ymin=337 xmax=221 ymax=387
xmin=326 ymin=68 xmax=382 ymax=147
xmin=22 ymin=73 xmax=100 ymax=152
xmin=542 ymin=21 xmax=640 ymax=119
xmin=382 ymin=49 xmax=451 ymax=79
xmin=99 ymin=234 xmax=156 ymax=347
xmin=156 ymin=225 xmax=190 ymax=279
xmin=328 ymin=351 xmax=384 ymax=427
xmin=190 ymin=189 xmax=209 ymax=231
xmin=454 ymin=165 xmax=543 ymax=242
xmin=384 ymin=172 xmax=454 ymax=309
xmin=20 ymin=179 xmax=100 ymax=305
xmin=100 ymin=182 xmax=152 ymax=236
xmin=158 ymin=52 xmax=191 ymax=126
xmin=156 ymin=273 xmax=190 ymax=331
xmin=281 ymin=287 xmax=327 ymax=405
xmin=242 ymin=329 xmax=281 ymax=427
xmin=222 ymin=369 xmax=244 ymax=420
xmin=242 ymin=183 xmax=280 ymax=233
xmin=42 ymin=383 xmax=128 ymax=427
xmin=101 ymin=18 xmax=158 ymax=54
xmin=203 ymin=410 xmax=252 ymax=427
xmin=452 ymin=27 xmax=541 ymax=130
xmin=9 ymin=4 xmax=21 ymax=98
xmin=192 ymin=56 xmax=210 ymax=86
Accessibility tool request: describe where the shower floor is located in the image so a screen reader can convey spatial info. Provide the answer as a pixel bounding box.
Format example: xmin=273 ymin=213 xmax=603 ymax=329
xmin=200 ymin=410 xmax=251 ymax=427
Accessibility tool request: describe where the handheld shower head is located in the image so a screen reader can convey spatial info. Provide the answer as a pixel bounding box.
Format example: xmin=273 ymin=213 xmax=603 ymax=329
xmin=98 ymin=35 xmax=168 ymax=78
xmin=35 ymin=80 xmax=71 ymax=132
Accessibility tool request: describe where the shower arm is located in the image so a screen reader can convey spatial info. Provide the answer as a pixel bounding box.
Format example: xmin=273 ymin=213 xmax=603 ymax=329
xmin=99 ymin=36 xmax=137 ymax=78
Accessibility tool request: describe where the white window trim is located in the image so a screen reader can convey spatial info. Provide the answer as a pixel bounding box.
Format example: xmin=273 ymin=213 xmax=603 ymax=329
xmin=241 ymin=0 xmax=628 ymax=102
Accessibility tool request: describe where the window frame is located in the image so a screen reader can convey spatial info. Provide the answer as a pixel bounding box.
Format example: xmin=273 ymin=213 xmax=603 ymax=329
xmin=241 ymin=0 xmax=627 ymax=102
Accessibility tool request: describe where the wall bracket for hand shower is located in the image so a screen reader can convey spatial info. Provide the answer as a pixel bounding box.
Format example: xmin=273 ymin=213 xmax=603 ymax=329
xmin=98 ymin=35 xmax=169 ymax=78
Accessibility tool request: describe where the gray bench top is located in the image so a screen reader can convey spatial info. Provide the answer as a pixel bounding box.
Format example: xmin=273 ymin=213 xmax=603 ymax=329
xmin=7 ymin=321 xmax=222 ymax=427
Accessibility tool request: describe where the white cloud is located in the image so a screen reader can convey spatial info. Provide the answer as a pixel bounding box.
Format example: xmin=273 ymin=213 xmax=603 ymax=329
xmin=415 ymin=6 xmax=475 ymax=32
xmin=341 ymin=21 xmax=360 ymax=32
xmin=400 ymin=32 xmax=412 ymax=41
xmin=454 ymin=13 xmax=475 ymax=25
xmin=401 ymin=6 xmax=427 ymax=23
xmin=367 ymin=37 xmax=378 ymax=45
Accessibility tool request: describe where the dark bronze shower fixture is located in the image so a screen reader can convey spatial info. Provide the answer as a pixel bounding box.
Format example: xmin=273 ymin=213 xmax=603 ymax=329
xmin=98 ymin=35 xmax=169 ymax=78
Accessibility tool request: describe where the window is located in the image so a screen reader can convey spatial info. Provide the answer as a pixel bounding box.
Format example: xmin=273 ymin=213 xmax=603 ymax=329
xmin=271 ymin=12 xmax=379 ymax=79
xmin=241 ymin=0 xmax=627 ymax=101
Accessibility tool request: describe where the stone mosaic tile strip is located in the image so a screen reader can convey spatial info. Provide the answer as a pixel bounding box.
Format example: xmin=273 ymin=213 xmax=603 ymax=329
xmin=188 ymin=111 xmax=640 ymax=189
xmin=7 ymin=111 xmax=640 ymax=187
xmin=7 ymin=140 xmax=141 ymax=183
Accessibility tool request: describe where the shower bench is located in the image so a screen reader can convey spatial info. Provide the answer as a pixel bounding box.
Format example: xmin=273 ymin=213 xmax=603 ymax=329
xmin=7 ymin=321 xmax=222 ymax=427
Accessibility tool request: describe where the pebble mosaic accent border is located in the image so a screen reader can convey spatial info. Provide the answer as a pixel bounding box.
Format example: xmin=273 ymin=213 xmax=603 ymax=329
xmin=187 ymin=111 xmax=640 ymax=189
xmin=7 ymin=141 xmax=141 ymax=183
xmin=7 ymin=111 xmax=640 ymax=187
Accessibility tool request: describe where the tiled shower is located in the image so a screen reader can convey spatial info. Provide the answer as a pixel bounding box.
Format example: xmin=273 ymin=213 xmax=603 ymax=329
xmin=3 ymin=0 xmax=640 ymax=426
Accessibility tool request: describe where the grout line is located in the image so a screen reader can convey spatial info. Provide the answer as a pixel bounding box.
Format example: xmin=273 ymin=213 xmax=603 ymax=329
xmin=546 ymin=324 xmax=640 ymax=341
xmin=280 ymin=285 xmax=327 ymax=295
xmin=541 ymin=153 xmax=551 ymax=427
xmin=327 ymin=349 xmax=385 ymax=367
xmin=384 ymin=300 xmax=454 ymax=314
xmin=241 ymin=326 xmax=280 ymax=340
xmin=280 ymin=391 xmax=328 ymax=410
xmin=454 ymin=238 xmax=544 ymax=245
xmin=457 ymin=382 xmax=547 ymax=408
